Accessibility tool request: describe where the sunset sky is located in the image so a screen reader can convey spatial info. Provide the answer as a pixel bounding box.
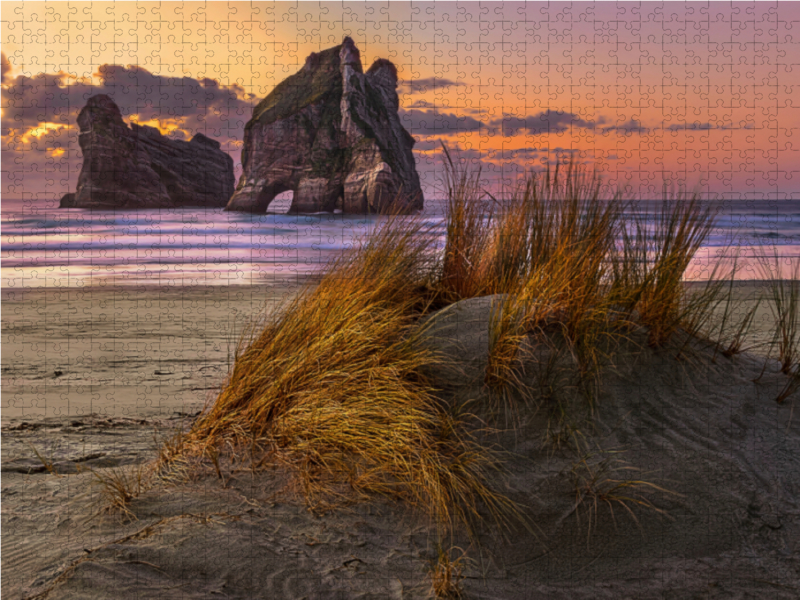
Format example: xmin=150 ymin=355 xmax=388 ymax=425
xmin=2 ymin=1 xmax=799 ymax=202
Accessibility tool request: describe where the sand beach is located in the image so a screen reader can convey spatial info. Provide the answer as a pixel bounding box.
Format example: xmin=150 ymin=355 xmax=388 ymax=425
xmin=0 ymin=279 xmax=780 ymax=426
xmin=2 ymin=279 xmax=799 ymax=599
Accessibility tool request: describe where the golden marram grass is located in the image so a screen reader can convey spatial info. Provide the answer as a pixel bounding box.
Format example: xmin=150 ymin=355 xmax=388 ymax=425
xmin=127 ymin=151 xmax=800 ymax=600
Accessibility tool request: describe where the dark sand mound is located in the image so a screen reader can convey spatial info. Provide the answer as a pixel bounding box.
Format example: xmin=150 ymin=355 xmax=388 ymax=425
xmin=418 ymin=295 xmax=800 ymax=598
xmin=4 ymin=297 xmax=799 ymax=599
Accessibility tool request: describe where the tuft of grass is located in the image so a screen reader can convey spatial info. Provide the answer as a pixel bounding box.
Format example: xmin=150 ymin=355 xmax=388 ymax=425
xmin=624 ymin=193 xmax=718 ymax=348
xmin=567 ymin=448 xmax=679 ymax=545
xmin=475 ymin=162 xmax=630 ymax=409
xmin=484 ymin=293 xmax=530 ymax=407
xmin=759 ymin=249 xmax=800 ymax=375
xmin=152 ymin=428 xmax=190 ymax=484
xmin=437 ymin=155 xmax=723 ymax=411
xmin=171 ymin=211 xmax=523 ymax=536
xmin=27 ymin=442 xmax=61 ymax=477
xmin=91 ymin=464 xmax=151 ymax=522
xmin=438 ymin=142 xmax=495 ymax=301
xmin=428 ymin=544 xmax=469 ymax=599
xmin=708 ymin=256 xmax=762 ymax=359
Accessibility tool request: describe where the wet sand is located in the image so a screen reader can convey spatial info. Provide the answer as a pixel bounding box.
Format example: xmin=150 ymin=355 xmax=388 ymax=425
xmin=1 ymin=279 xmax=316 ymax=426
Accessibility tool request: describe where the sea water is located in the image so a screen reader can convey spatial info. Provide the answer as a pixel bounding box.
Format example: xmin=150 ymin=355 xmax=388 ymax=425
xmin=2 ymin=197 xmax=799 ymax=288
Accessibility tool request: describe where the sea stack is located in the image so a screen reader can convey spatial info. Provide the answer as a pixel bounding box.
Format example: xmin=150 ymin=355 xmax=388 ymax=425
xmin=60 ymin=94 xmax=234 ymax=209
xmin=226 ymin=37 xmax=423 ymax=215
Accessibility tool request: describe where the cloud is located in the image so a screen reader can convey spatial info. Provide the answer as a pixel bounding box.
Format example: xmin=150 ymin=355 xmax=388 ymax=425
xmin=399 ymin=77 xmax=465 ymax=94
xmin=602 ymin=118 xmax=649 ymax=134
xmin=490 ymin=109 xmax=595 ymax=136
xmin=503 ymin=148 xmax=543 ymax=160
xmin=400 ymin=108 xmax=485 ymax=134
xmin=1 ymin=64 xmax=252 ymax=137
xmin=666 ymin=122 xmax=715 ymax=131
xmin=406 ymin=99 xmax=436 ymax=109
xmin=1 ymin=52 xmax=10 ymax=83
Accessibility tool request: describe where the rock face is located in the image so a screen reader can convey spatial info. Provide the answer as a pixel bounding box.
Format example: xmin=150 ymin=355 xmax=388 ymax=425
xmin=226 ymin=37 xmax=423 ymax=214
xmin=60 ymin=95 xmax=234 ymax=209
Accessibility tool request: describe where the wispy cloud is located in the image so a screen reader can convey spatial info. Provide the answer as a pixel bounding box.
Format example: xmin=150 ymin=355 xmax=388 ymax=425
xmin=666 ymin=122 xmax=715 ymax=131
xmin=399 ymin=108 xmax=485 ymax=134
xmin=399 ymin=77 xmax=465 ymax=94
xmin=490 ymin=110 xmax=595 ymax=136
xmin=601 ymin=118 xmax=649 ymax=134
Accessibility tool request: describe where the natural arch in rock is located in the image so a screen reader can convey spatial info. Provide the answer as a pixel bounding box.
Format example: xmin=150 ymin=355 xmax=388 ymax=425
xmin=225 ymin=37 xmax=422 ymax=215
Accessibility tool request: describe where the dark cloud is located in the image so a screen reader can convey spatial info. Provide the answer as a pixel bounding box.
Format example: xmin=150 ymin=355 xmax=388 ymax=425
xmin=490 ymin=109 xmax=595 ymax=136
xmin=399 ymin=108 xmax=485 ymax=134
xmin=399 ymin=77 xmax=465 ymax=94
xmin=666 ymin=122 xmax=715 ymax=131
xmin=1 ymin=52 xmax=10 ymax=84
xmin=1 ymin=64 xmax=252 ymax=137
xmin=406 ymin=99 xmax=435 ymax=109
xmin=504 ymin=148 xmax=543 ymax=160
xmin=602 ymin=118 xmax=649 ymax=134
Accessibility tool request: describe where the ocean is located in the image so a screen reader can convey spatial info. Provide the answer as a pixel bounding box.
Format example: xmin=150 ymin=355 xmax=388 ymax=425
xmin=2 ymin=197 xmax=799 ymax=289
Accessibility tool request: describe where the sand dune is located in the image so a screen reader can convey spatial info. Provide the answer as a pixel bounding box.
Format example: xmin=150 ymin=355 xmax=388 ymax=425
xmin=2 ymin=284 xmax=799 ymax=598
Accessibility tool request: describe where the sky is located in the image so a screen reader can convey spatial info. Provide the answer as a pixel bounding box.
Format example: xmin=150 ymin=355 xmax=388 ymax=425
xmin=2 ymin=1 xmax=800 ymax=202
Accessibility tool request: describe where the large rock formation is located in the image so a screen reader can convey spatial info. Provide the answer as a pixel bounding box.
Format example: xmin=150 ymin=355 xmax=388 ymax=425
xmin=60 ymin=95 xmax=234 ymax=209
xmin=226 ymin=37 xmax=423 ymax=214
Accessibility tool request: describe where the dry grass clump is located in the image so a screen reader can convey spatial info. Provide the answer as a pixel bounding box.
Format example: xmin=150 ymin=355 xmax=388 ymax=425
xmin=756 ymin=249 xmax=800 ymax=404
xmin=436 ymin=147 xmax=722 ymax=409
xmin=91 ymin=464 xmax=152 ymax=522
xmin=709 ymin=258 xmax=761 ymax=359
xmin=173 ymin=213 xmax=521 ymax=535
xmin=439 ymin=143 xmax=496 ymax=301
xmin=428 ymin=544 xmax=470 ymax=599
xmin=27 ymin=441 xmax=61 ymax=477
xmin=623 ymin=194 xmax=718 ymax=347
xmin=567 ymin=447 xmax=679 ymax=545
xmin=760 ymin=249 xmax=800 ymax=376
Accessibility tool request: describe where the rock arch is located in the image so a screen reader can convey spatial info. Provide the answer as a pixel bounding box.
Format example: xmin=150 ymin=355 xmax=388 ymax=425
xmin=225 ymin=37 xmax=423 ymax=215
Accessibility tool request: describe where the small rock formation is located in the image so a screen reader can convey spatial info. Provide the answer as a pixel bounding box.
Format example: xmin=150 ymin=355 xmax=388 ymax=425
xmin=226 ymin=37 xmax=423 ymax=214
xmin=60 ymin=95 xmax=234 ymax=209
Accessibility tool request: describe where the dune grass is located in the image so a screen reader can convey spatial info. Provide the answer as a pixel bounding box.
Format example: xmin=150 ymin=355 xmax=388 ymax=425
xmin=704 ymin=257 xmax=762 ymax=360
xmin=429 ymin=544 xmax=470 ymax=599
xmin=755 ymin=249 xmax=800 ymax=404
xmin=626 ymin=193 xmax=718 ymax=347
xmin=439 ymin=143 xmax=496 ymax=301
xmin=759 ymin=249 xmax=800 ymax=376
xmin=436 ymin=149 xmax=725 ymax=412
xmin=156 ymin=147 xmax=795 ymax=546
xmin=91 ymin=464 xmax=151 ymax=522
xmin=27 ymin=441 xmax=61 ymax=477
xmin=171 ymin=212 xmax=522 ymax=535
xmin=567 ymin=447 xmax=679 ymax=546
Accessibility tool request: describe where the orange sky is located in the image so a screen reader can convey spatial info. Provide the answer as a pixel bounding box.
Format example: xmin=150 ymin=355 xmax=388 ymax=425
xmin=3 ymin=1 xmax=799 ymax=200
